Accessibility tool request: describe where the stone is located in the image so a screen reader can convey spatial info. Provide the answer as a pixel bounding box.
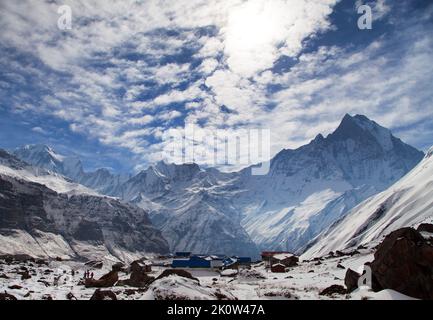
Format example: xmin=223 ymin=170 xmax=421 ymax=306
xmin=319 ymin=285 xmax=347 ymax=296
xmin=0 ymin=292 xmax=17 ymax=300
xmin=155 ymin=269 xmax=199 ymax=283
xmin=85 ymin=271 xmax=118 ymax=288
xmin=369 ymin=227 xmax=433 ymax=300
xmin=344 ymin=268 xmax=361 ymax=293
xmin=90 ymin=289 xmax=117 ymax=300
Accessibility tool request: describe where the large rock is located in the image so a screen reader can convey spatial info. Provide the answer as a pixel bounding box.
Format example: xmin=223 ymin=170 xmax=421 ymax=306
xmin=85 ymin=271 xmax=118 ymax=288
xmin=319 ymin=285 xmax=347 ymax=296
xmin=0 ymin=292 xmax=17 ymax=300
xmin=90 ymin=289 xmax=117 ymax=300
xmin=418 ymin=223 xmax=433 ymax=233
xmin=344 ymin=269 xmax=361 ymax=293
xmin=155 ymin=269 xmax=199 ymax=283
xmin=370 ymin=227 xmax=433 ymax=300
xmin=117 ymin=261 xmax=154 ymax=288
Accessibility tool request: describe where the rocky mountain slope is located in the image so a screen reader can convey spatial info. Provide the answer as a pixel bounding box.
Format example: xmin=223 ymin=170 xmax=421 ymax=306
xmin=0 ymin=150 xmax=169 ymax=262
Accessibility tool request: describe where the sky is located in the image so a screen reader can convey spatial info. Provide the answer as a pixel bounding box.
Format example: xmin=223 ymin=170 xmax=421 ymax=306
xmin=0 ymin=0 xmax=432 ymax=173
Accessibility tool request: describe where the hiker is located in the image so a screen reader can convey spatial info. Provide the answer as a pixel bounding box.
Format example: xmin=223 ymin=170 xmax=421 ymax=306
xmin=90 ymin=272 xmax=94 ymax=279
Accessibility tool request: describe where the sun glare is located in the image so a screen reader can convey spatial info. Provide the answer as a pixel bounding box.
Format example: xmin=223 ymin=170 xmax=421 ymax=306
xmin=224 ymin=0 xmax=291 ymax=76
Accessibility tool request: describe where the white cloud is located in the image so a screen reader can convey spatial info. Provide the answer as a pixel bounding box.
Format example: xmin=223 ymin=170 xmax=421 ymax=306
xmin=31 ymin=126 xmax=48 ymax=135
xmin=223 ymin=0 xmax=336 ymax=77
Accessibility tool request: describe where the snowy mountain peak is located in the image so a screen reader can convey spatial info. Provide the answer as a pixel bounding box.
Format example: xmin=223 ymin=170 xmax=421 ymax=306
xmin=14 ymin=144 xmax=83 ymax=177
xmin=329 ymin=114 xmax=395 ymax=151
xmin=153 ymin=161 xmax=202 ymax=181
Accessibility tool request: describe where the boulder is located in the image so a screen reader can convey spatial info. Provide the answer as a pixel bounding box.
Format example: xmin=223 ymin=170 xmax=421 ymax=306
xmin=90 ymin=289 xmax=117 ymax=300
xmin=66 ymin=292 xmax=77 ymax=300
xmin=369 ymin=227 xmax=433 ymax=300
xmin=112 ymin=262 xmax=126 ymax=272
xmin=0 ymin=292 xmax=17 ymax=300
xmin=118 ymin=270 xmax=154 ymax=288
xmin=155 ymin=269 xmax=199 ymax=283
xmin=85 ymin=271 xmax=118 ymax=288
xmin=319 ymin=285 xmax=347 ymax=296
xmin=417 ymin=223 xmax=433 ymax=233
xmin=8 ymin=285 xmax=22 ymax=290
xmin=344 ymin=269 xmax=361 ymax=293
xmin=19 ymin=270 xmax=31 ymax=280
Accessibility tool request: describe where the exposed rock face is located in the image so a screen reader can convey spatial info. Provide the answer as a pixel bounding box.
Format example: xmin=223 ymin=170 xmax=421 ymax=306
xmin=370 ymin=228 xmax=433 ymax=300
xmin=90 ymin=289 xmax=117 ymax=300
xmin=0 ymin=170 xmax=169 ymax=261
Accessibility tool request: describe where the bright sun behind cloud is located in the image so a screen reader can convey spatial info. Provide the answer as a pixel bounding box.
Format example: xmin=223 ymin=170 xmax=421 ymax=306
xmin=223 ymin=0 xmax=335 ymax=77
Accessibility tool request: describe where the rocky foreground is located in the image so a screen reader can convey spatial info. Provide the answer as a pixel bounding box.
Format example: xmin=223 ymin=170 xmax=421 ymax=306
xmin=0 ymin=225 xmax=432 ymax=301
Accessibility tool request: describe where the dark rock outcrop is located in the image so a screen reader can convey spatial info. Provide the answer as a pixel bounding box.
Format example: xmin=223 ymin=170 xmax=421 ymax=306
xmin=417 ymin=223 xmax=433 ymax=233
xmin=369 ymin=227 xmax=433 ymax=300
xmin=112 ymin=262 xmax=126 ymax=272
xmin=319 ymin=285 xmax=347 ymax=296
xmin=155 ymin=269 xmax=199 ymax=283
xmin=85 ymin=271 xmax=118 ymax=288
xmin=117 ymin=263 xmax=154 ymax=288
xmin=0 ymin=292 xmax=17 ymax=300
xmin=90 ymin=289 xmax=117 ymax=300
xmin=345 ymin=268 xmax=361 ymax=293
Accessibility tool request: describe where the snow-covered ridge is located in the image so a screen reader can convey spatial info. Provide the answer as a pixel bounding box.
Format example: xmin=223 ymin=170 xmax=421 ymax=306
xmin=302 ymin=144 xmax=433 ymax=259
xmin=13 ymin=144 xmax=129 ymax=195
xmin=0 ymin=149 xmax=97 ymax=196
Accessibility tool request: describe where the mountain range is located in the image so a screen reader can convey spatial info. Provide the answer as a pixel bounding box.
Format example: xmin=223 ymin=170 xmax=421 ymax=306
xmin=3 ymin=114 xmax=427 ymax=259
